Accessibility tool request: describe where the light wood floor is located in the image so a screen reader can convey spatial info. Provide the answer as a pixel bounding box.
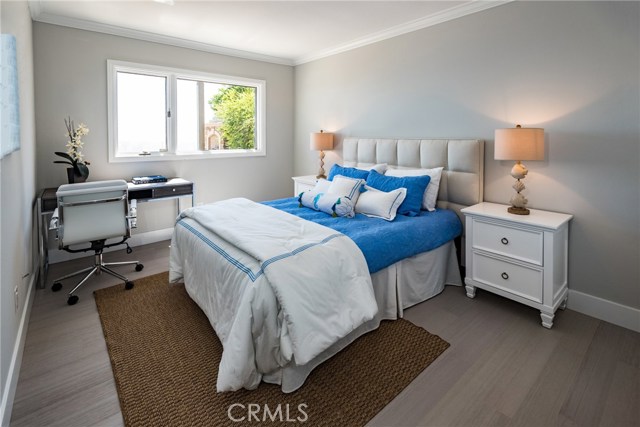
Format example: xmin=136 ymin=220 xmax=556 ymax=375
xmin=10 ymin=241 xmax=640 ymax=427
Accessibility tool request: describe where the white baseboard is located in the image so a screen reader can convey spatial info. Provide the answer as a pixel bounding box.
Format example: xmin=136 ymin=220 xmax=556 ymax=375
xmin=1 ymin=273 xmax=36 ymax=427
xmin=127 ymin=227 xmax=173 ymax=247
xmin=48 ymin=228 xmax=173 ymax=264
xmin=567 ymin=289 xmax=640 ymax=333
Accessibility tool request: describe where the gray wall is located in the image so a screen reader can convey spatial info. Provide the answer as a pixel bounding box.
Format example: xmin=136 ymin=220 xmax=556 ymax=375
xmin=0 ymin=0 xmax=37 ymax=422
xmin=3 ymin=1 xmax=634 ymax=419
xmin=33 ymin=23 xmax=295 ymax=234
xmin=294 ymin=1 xmax=640 ymax=309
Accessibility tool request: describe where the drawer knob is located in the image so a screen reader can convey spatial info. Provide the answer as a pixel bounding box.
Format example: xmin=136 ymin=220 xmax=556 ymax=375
xmin=501 ymin=272 xmax=509 ymax=280
xmin=501 ymin=237 xmax=509 ymax=245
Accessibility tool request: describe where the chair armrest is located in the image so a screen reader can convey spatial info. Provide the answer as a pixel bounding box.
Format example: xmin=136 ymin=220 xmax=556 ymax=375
xmin=49 ymin=208 xmax=59 ymax=230
xmin=128 ymin=199 xmax=137 ymax=229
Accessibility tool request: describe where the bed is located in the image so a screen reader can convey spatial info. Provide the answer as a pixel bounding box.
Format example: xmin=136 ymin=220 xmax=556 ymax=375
xmin=169 ymin=137 xmax=484 ymax=392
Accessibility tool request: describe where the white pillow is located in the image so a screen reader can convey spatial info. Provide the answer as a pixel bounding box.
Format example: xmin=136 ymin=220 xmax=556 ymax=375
xmin=298 ymin=190 xmax=355 ymax=218
xmin=313 ymin=178 xmax=331 ymax=193
xmin=355 ymin=185 xmax=407 ymax=221
xmin=343 ymin=162 xmax=388 ymax=174
xmin=385 ymin=167 xmax=443 ymax=211
xmin=356 ymin=163 xmax=388 ymax=174
xmin=328 ymin=175 xmax=364 ymax=204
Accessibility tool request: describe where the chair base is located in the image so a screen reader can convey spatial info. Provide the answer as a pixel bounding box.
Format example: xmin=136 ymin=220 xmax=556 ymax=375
xmin=52 ymin=252 xmax=143 ymax=305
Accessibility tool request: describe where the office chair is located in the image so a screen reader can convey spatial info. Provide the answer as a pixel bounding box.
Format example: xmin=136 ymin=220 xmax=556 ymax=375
xmin=51 ymin=179 xmax=143 ymax=305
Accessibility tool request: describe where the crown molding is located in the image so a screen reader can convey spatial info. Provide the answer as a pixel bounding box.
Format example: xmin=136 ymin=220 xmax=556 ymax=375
xmin=27 ymin=0 xmax=41 ymax=20
xmin=293 ymin=0 xmax=513 ymax=65
xmin=28 ymin=2 xmax=295 ymax=66
xmin=28 ymin=0 xmax=512 ymax=68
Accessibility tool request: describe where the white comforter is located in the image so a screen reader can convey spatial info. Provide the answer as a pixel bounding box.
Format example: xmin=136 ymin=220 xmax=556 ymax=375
xmin=169 ymin=198 xmax=377 ymax=391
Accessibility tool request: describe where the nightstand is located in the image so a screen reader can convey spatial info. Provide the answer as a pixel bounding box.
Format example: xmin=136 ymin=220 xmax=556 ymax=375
xmin=292 ymin=175 xmax=317 ymax=196
xmin=461 ymin=202 xmax=573 ymax=328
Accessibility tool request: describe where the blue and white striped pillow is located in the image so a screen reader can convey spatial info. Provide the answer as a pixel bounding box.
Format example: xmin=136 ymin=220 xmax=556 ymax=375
xmin=327 ymin=175 xmax=364 ymax=204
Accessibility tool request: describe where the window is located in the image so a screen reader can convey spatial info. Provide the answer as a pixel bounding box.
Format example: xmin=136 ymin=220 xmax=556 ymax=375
xmin=107 ymin=60 xmax=266 ymax=162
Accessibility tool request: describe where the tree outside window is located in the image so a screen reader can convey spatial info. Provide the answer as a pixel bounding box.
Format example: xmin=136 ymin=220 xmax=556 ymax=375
xmin=209 ymin=86 xmax=256 ymax=150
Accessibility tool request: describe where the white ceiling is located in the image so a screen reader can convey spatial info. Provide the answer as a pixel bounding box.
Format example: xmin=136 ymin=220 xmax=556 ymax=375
xmin=29 ymin=0 xmax=510 ymax=65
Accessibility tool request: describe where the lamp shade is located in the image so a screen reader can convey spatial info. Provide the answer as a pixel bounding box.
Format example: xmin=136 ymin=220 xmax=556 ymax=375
xmin=494 ymin=127 xmax=544 ymax=161
xmin=310 ymin=131 xmax=334 ymax=151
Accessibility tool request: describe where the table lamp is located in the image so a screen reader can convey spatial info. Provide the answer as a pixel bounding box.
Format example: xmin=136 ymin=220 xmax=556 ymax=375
xmin=494 ymin=125 xmax=544 ymax=215
xmin=310 ymin=130 xmax=334 ymax=179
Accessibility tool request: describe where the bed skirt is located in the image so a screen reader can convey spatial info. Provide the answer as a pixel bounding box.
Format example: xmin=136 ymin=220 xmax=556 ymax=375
xmin=264 ymin=240 xmax=461 ymax=392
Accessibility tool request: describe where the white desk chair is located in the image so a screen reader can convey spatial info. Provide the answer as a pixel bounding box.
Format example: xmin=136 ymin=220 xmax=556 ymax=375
xmin=51 ymin=179 xmax=143 ymax=305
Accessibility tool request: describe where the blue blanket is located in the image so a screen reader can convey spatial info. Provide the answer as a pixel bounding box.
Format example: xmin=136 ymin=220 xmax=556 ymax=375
xmin=264 ymin=197 xmax=462 ymax=274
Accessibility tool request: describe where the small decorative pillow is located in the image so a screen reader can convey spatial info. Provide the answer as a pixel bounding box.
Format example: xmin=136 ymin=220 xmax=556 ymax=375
xmin=327 ymin=176 xmax=364 ymax=204
xmin=366 ymin=169 xmax=430 ymax=217
xmin=298 ymin=190 xmax=355 ymax=218
xmin=295 ymin=179 xmax=330 ymax=199
xmin=327 ymin=164 xmax=370 ymax=181
xmin=385 ymin=167 xmax=444 ymax=211
xmin=355 ymin=185 xmax=407 ymax=221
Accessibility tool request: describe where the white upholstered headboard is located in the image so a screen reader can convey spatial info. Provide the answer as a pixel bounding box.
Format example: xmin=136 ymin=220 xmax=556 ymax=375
xmin=342 ymin=138 xmax=484 ymax=223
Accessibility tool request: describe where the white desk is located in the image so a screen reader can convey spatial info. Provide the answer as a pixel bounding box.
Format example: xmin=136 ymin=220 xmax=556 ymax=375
xmin=36 ymin=178 xmax=194 ymax=289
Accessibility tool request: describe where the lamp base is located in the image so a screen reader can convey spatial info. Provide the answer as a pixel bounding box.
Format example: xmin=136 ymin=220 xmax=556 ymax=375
xmin=316 ymin=150 xmax=326 ymax=180
xmin=508 ymin=206 xmax=530 ymax=215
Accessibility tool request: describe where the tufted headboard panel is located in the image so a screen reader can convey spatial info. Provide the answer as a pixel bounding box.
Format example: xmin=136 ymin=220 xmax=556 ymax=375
xmin=342 ymin=138 xmax=484 ymax=224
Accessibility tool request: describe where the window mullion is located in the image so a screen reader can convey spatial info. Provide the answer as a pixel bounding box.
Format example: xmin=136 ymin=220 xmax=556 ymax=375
xmin=167 ymin=74 xmax=178 ymax=153
xmin=198 ymin=81 xmax=205 ymax=151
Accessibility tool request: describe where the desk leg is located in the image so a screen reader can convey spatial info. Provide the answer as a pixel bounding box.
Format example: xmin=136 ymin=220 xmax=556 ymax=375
xmin=36 ymin=201 xmax=47 ymax=289
xmin=175 ymin=194 xmax=195 ymax=217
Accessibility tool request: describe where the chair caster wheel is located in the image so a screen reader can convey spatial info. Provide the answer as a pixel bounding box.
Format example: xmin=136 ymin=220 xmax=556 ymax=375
xmin=135 ymin=264 xmax=144 ymax=272
xmin=125 ymin=281 xmax=134 ymax=290
xmin=52 ymin=282 xmax=62 ymax=292
xmin=67 ymin=295 xmax=79 ymax=305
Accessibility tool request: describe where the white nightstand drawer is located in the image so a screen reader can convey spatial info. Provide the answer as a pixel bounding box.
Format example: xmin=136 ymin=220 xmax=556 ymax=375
xmin=471 ymin=252 xmax=543 ymax=303
xmin=472 ymin=219 xmax=543 ymax=265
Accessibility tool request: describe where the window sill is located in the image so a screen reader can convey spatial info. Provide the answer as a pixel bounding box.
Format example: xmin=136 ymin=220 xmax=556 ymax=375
xmin=109 ymin=149 xmax=266 ymax=163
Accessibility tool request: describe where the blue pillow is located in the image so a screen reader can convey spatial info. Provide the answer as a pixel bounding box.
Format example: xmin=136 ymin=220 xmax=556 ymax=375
xmin=366 ymin=169 xmax=430 ymax=216
xmin=327 ymin=164 xmax=370 ymax=181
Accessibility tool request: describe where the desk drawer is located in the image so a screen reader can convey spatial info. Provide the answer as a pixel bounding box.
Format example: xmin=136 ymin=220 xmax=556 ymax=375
xmin=472 ymin=219 xmax=543 ymax=265
xmin=41 ymin=188 xmax=59 ymax=212
xmin=42 ymin=198 xmax=58 ymax=212
xmin=471 ymin=252 xmax=543 ymax=303
xmin=152 ymin=184 xmax=193 ymax=198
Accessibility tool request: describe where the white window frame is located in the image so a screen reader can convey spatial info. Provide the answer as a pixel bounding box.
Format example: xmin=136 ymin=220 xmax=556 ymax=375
xmin=107 ymin=60 xmax=266 ymax=162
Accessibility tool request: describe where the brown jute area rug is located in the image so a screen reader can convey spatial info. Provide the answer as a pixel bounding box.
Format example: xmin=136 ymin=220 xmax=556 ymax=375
xmin=95 ymin=272 xmax=450 ymax=427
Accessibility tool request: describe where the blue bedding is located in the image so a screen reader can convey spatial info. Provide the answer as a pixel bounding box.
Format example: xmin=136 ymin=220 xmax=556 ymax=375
xmin=263 ymin=197 xmax=462 ymax=274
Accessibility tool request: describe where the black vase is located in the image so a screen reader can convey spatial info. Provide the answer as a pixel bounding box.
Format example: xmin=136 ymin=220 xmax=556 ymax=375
xmin=67 ymin=168 xmax=88 ymax=184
